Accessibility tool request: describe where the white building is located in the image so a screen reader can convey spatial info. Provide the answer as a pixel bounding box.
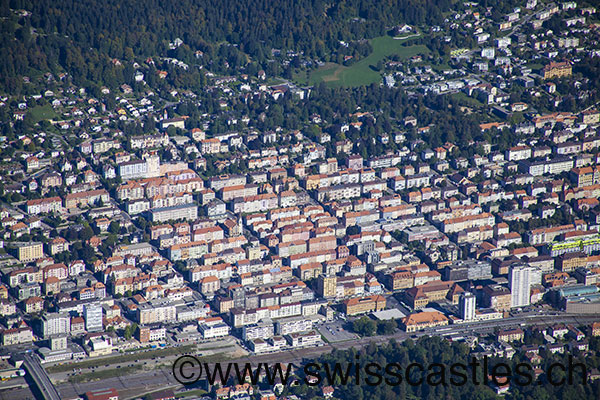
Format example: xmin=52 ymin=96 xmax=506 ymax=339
xmin=509 ymin=265 xmax=541 ymax=308
xmin=459 ymin=292 xmax=476 ymax=321
xmin=198 ymin=318 xmax=230 ymax=339
xmin=83 ymin=303 xmax=103 ymax=332
xmin=42 ymin=313 xmax=70 ymax=338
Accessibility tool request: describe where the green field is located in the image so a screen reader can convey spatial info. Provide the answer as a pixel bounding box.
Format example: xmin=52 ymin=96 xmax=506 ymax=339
xmin=450 ymin=92 xmax=484 ymax=108
xmin=297 ymin=34 xmax=429 ymax=87
xmin=28 ymin=104 xmax=58 ymax=123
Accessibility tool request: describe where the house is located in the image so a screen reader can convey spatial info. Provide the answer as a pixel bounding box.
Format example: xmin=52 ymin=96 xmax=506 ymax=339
xmin=498 ymin=328 xmax=524 ymax=342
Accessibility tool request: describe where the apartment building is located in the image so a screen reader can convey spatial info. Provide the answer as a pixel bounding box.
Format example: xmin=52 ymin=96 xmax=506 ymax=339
xmin=317 ymin=183 xmax=362 ymax=202
xmin=136 ymin=300 xmax=177 ymax=324
xmin=505 ymin=145 xmax=531 ymax=161
xmin=232 ymin=193 xmax=279 ymax=214
xmin=570 ymin=166 xmax=600 ymax=187
xmin=167 ymin=241 xmax=208 ymax=261
xmin=209 ymin=174 xmax=247 ymax=190
xmin=441 ymin=213 xmax=495 ymax=234
xmin=15 ymin=242 xmax=44 ymax=263
xmin=343 ymin=295 xmax=386 ymax=316
xmin=26 ymin=197 xmax=63 ymax=215
xmin=150 ymin=204 xmax=198 ymax=223
xmin=64 ymin=189 xmax=110 ymax=209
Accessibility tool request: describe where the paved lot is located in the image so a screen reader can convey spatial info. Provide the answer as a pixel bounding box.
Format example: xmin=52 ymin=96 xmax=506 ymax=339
xmin=317 ymin=320 xmax=357 ymax=343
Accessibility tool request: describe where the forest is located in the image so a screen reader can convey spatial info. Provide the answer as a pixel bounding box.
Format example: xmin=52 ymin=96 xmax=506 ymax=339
xmin=283 ymin=336 xmax=600 ymax=400
xmin=0 ymin=0 xmax=457 ymax=93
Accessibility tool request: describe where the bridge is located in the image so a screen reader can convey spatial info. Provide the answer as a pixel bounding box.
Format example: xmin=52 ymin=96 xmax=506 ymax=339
xmin=22 ymin=353 xmax=61 ymax=400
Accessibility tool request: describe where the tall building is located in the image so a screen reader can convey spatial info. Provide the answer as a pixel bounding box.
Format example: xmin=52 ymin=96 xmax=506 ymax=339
xmin=42 ymin=313 xmax=71 ymax=338
xmin=459 ymin=292 xmax=476 ymax=321
xmin=509 ymin=265 xmax=541 ymax=308
xmin=83 ymin=303 xmax=103 ymax=332
xmin=144 ymin=152 xmax=161 ymax=178
xmin=317 ymin=275 xmax=336 ymax=298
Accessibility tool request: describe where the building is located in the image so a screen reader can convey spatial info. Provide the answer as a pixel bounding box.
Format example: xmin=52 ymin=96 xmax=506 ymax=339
xmin=317 ymin=275 xmax=337 ymax=298
xmin=198 ymin=318 xmax=230 ymax=339
xmin=84 ymin=303 xmax=103 ymax=332
xmin=26 ymin=197 xmax=63 ymax=215
xmin=64 ymin=189 xmax=110 ymax=209
xmin=285 ymin=330 xmax=321 ymax=347
xmin=42 ymin=313 xmax=71 ymax=338
xmin=85 ymin=388 xmax=119 ymax=400
xmin=2 ymin=326 xmax=33 ymax=345
xmin=498 ymin=327 xmax=524 ymax=342
xmin=275 ymin=316 xmax=313 ymax=335
xmin=150 ymin=204 xmax=198 ymax=223
xmin=542 ymin=61 xmax=572 ymax=79
xmin=136 ymin=300 xmax=177 ymax=324
xmin=482 ymin=285 xmax=512 ymax=311
xmin=15 ymin=242 xmax=44 ymax=263
xmin=243 ymin=320 xmax=275 ymax=341
xmin=136 ymin=326 xmax=166 ymax=343
xmin=459 ymin=292 xmax=476 ymax=321
xmin=343 ymin=295 xmax=386 ymax=316
xmin=509 ymin=265 xmax=541 ymax=308
xmin=401 ymin=311 xmax=449 ymax=332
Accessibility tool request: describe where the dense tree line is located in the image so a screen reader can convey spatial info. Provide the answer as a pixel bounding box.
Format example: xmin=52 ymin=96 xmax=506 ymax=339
xmin=0 ymin=0 xmax=459 ymax=92
xmin=285 ymin=336 xmax=600 ymax=400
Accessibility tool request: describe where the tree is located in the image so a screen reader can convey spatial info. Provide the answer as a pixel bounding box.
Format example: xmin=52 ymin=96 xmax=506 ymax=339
xmin=79 ymin=225 xmax=94 ymax=242
xmin=109 ymin=221 xmax=120 ymax=235
xmin=123 ymin=323 xmax=137 ymax=340
xmin=352 ymin=316 xmax=377 ymax=336
xmin=377 ymin=320 xmax=397 ymax=335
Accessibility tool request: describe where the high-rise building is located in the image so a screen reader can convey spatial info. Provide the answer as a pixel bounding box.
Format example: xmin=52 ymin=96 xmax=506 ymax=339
xmin=459 ymin=292 xmax=476 ymax=321
xmin=317 ymin=275 xmax=337 ymax=298
xmin=509 ymin=265 xmax=541 ymax=308
xmin=42 ymin=313 xmax=71 ymax=338
xmin=83 ymin=303 xmax=103 ymax=332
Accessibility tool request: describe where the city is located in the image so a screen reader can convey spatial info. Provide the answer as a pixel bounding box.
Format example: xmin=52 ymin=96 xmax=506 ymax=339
xmin=1 ymin=0 xmax=600 ymax=400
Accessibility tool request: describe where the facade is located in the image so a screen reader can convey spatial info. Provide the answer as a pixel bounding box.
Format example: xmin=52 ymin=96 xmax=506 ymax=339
xmin=509 ymin=265 xmax=541 ymax=308
xmin=84 ymin=303 xmax=103 ymax=332
xmin=459 ymin=292 xmax=476 ymax=321
xmin=26 ymin=197 xmax=63 ymax=215
xmin=16 ymin=243 xmax=44 ymax=263
xmin=150 ymin=204 xmax=198 ymax=223
xmin=401 ymin=311 xmax=449 ymax=333
xmin=543 ymin=61 xmax=572 ymax=79
xmin=343 ymin=295 xmax=386 ymax=316
xmin=42 ymin=313 xmax=71 ymax=338
xmin=136 ymin=301 xmax=177 ymax=324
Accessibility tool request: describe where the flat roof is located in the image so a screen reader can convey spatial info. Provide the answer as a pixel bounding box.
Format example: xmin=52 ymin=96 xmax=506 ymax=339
xmin=372 ymin=309 xmax=406 ymax=320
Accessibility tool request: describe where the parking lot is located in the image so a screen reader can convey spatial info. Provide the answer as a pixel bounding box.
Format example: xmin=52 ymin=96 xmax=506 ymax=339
xmin=317 ymin=319 xmax=358 ymax=343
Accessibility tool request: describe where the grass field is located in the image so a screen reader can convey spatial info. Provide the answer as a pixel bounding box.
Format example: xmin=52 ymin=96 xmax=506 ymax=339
xmin=28 ymin=104 xmax=58 ymax=123
xmin=297 ymin=34 xmax=429 ymax=87
xmin=450 ymin=92 xmax=484 ymax=108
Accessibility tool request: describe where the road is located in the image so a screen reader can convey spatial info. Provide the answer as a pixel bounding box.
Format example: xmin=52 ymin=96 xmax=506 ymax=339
xmin=39 ymin=313 xmax=600 ymax=400
xmin=22 ymin=354 xmax=61 ymax=400
xmin=1 ymin=312 xmax=598 ymax=400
